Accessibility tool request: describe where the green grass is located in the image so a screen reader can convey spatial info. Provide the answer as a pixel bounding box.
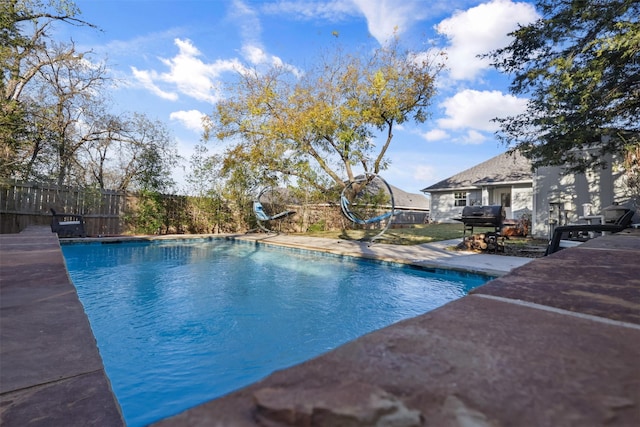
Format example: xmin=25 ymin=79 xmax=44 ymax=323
xmin=298 ymin=223 xmax=488 ymax=245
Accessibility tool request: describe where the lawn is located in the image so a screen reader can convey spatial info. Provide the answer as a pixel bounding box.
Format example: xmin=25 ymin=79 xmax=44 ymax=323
xmin=300 ymin=223 xmax=548 ymax=257
xmin=301 ymin=223 xmax=487 ymax=245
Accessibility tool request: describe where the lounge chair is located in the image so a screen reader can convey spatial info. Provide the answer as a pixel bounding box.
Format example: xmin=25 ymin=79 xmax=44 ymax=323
xmin=50 ymin=208 xmax=87 ymax=238
xmin=251 ymin=201 xmax=295 ymax=233
xmin=545 ymin=215 xmax=634 ymax=256
xmin=340 ymin=195 xmax=393 ymax=225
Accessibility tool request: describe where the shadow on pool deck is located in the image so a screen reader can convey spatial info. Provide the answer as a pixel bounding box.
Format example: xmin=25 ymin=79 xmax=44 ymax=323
xmin=1 ymin=226 xmax=639 ymax=426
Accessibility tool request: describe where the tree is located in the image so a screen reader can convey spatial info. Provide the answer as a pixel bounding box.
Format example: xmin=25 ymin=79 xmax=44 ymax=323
xmin=124 ymin=113 xmax=178 ymax=193
xmin=205 ymin=38 xmax=442 ymax=195
xmin=2 ymin=1 xmax=179 ymax=193
xmin=487 ymin=0 xmax=639 ymax=173
xmin=80 ymin=112 xmax=179 ymax=192
xmin=1 ymin=0 xmax=95 ymax=178
xmin=185 ymin=145 xmax=234 ymax=232
xmin=26 ymin=42 xmax=109 ymax=186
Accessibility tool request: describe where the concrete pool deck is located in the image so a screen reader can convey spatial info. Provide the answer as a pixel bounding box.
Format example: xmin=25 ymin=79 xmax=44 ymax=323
xmin=235 ymin=233 xmax=533 ymax=277
xmin=1 ymin=227 xmax=639 ymax=425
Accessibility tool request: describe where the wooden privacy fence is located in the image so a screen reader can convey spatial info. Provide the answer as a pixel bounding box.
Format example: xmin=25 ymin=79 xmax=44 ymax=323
xmin=1 ymin=180 xmax=431 ymax=236
xmin=0 ymin=180 xmax=126 ymax=236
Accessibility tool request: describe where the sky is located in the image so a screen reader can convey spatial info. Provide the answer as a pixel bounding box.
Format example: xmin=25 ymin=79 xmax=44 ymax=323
xmin=60 ymin=0 xmax=540 ymax=195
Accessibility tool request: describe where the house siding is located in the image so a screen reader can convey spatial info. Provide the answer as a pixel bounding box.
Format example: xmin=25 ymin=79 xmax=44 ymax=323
xmin=429 ymin=192 xmax=464 ymax=223
xmin=511 ymin=184 xmax=533 ymax=220
xmin=532 ymin=154 xmax=638 ymax=239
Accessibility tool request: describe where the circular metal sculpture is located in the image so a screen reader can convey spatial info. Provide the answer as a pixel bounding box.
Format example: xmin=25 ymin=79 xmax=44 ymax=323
xmin=252 ymin=188 xmax=296 ymax=233
xmin=340 ymin=173 xmax=395 ymax=242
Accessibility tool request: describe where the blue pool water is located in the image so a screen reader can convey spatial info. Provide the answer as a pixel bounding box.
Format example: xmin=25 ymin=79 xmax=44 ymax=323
xmin=62 ymin=239 xmax=490 ymax=426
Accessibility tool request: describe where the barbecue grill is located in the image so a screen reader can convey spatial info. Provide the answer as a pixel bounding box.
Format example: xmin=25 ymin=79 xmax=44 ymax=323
xmin=457 ymin=205 xmax=505 ymax=236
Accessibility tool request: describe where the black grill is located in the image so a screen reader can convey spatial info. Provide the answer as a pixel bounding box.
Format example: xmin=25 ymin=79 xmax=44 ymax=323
xmin=457 ymin=205 xmax=505 ymax=235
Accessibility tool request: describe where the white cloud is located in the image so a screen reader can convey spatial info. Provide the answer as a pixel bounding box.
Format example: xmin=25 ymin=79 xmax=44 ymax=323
xmin=421 ymin=128 xmax=449 ymax=142
xmin=264 ymin=0 xmax=430 ymax=45
xmin=161 ymin=39 xmax=243 ymax=103
xmin=240 ymin=44 xmax=303 ymax=76
xmin=436 ymin=0 xmax=539 ymax=80
xmin=261 ymin=0 xmax=358 ymax=21
xmin=462 ymin=129 xmax=488 ymax=145
xmin=131 ymin=68 xmax=178 ymax=101
xmin=170 ymin=110 xmax=207 ymax=133
xmin=437 ymin=89 xmax=528 ymax=132
xmin=230 ymin=1 xmax=303 ymax=74
xmin=242 ymin=45 xmax=269 ymax=65
xmin=129 ymin=3 xmax=302 ymax=103
xmin=351 ymin=0 xmax=428 ymax=44
xmin=99 ymin=28 xmax=182 ymax=57
xmin=413 ymin=164 xmax=438 ymax=183
xmin=231 ymin=0 xmax=263 ymax=46
xmin=131 ymin=38 xmax=246 ymax=104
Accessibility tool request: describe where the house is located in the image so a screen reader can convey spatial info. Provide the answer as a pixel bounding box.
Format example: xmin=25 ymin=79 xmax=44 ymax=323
xmin=421 ymin=151 xmax=533 ymax=224
xmin=389 ymin=185 xmax=430 ymax=225
xmin=422 ymin=149 xmax=639 ymax=239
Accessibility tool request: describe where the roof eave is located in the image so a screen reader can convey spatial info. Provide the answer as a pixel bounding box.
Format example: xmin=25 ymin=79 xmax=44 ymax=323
xmin=421 ymin=186 xmax=478 ymax=193
xmin=422 ymin=179 xmax=533 ymax=193
xmin=472 ymin=179 xmax=534 ymax=186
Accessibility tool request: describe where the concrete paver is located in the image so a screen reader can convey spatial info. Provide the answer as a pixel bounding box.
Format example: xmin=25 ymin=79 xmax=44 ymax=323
xmin=0 ymin=229 xmax=124 ymax=426
xmin=474 ymin=232 xmax=640 ymax=323
xmin=1 ymin=371 xmax=124 ymax=427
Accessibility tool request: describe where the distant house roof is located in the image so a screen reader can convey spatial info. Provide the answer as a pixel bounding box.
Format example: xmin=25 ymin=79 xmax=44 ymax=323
xmin=390 ymin=185 xmax=430 ymax=211
xmin=348 ymin=177 xmax=430 ymax=211
xmin=421 ymin=150 xmax=532 ymax=193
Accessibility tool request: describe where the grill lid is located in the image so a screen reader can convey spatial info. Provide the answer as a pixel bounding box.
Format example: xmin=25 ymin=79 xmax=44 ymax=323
xmin=461 ymin=205 xmax=505 ymax=219
xmin=459 ymin=205 xmax=505 ymax=227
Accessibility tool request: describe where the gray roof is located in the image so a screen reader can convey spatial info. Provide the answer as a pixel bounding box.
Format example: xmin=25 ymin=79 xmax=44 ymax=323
xmin=349 ymin=176 xmax=430 ymax=210
xmin=421 ymin=150 xmax=532 ymax=192
xmin=389 ymin=185 xmax=430 ymax=210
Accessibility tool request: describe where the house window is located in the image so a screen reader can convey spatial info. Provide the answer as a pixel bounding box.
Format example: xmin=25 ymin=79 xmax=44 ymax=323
xmin=454 ymin=192 xmax=467 ymax=207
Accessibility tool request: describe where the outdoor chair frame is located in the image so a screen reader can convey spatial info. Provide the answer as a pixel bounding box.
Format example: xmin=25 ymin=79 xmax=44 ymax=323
xmin=50 ymin=208 xmax=87 ymax=238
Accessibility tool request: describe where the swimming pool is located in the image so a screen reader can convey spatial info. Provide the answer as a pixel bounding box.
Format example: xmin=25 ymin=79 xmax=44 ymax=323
xmin=62 ymin=238 xmax=491 ymax=426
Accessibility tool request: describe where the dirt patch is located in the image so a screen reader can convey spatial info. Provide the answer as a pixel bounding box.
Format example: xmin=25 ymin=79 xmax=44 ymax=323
xmin=500 ymin=242 xmax=547 ymax=258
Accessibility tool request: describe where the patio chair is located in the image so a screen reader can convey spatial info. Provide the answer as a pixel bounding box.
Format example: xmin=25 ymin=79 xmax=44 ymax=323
xmin=544 ymin=221 xmax=632 ymax=256
xmin=251 ymin=200 xmax=296 ymax=233
xmin=50 ymin=208 xmax=87 ymax=238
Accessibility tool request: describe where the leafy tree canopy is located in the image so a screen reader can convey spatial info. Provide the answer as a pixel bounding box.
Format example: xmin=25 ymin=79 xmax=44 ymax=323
xmin=488 ymin=0 xmax=639 ymax=173
xmin=205 ymin=38 xmax=443 ymax=196
xmin=1 ymin=0 xmax=95 ymax=179
xmin=2 ymin=0 xmax=178 ymax=194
